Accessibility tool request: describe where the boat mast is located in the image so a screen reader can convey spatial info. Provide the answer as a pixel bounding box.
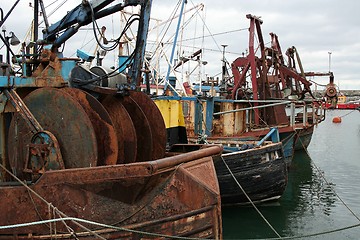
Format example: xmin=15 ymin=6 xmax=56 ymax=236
xmin=164 ymin=0 xmax=187 ymax=94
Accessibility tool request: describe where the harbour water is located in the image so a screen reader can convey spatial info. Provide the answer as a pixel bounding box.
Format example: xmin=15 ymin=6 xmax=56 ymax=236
xmin=223 ymin=109 xmax=360 ymax=239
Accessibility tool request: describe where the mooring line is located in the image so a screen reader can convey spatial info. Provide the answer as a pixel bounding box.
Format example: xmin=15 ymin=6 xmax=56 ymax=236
xmin=220 ymin=155 xmax=283 ymax=239
xmin=0 ymin=216 xmax=214 ymax=240
xmin=338 ymin=108 xmax=359 ymax=118
xmin=276 ymin=137 xmax=360 ymax=240
xmin=239 ymin=136 xmax=360 ymax=240
xmin=297 ymin=137 xmax=360 ymax=223
xmin=250 ymin=223 xmax=360 ymax=240
xmin=0 ymin=162 xmax=213 ymax=240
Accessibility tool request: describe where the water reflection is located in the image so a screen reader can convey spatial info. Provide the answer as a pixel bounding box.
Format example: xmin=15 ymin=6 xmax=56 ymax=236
xmin=223 ymin=110 xmax=360 ymax=239
xmin=292 ymin=151 xmax=337 ymax=216
xmin=223 ymin=150 xmax=339 ymax=239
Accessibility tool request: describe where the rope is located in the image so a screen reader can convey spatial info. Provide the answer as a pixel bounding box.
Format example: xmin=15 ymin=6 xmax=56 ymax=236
xmin=232 ymin=135 xmax=360 ymax=240
xmin=270 ymin=137 xmax=360 ymax=239
xmin=188 ymin=0 xmax=234 ymax=64
xmin=220 ymin=155 xmax=283 ymax=239
xmin=308 ymin=79 xmax=328 ymax=87
xmin=0 ymin=163 xmax=106 ymax=240
xmin=0 ymin=217 xmax=213 ymax=240
xmin=297 ymin=138 xmax=360 ymax=223
xmin=148 ymin=0 xmax=181 ymax=59
xmin=0 ymin=162 xmax=208 ymax=239
xmin=338 ymin=109 xmax=358 ymax=118
xmin=248 ymin=223 xmax=360 ymax=240
xmin=180 ymin=28 xmax=249 ymax=43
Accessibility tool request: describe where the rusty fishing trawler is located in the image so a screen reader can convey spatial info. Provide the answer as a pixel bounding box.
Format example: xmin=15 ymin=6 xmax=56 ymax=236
xmin=141 ymin=4 xmax=289 ymax=206
xmin=0 ymin=0 xmax=223 ymax=239
xmin=182 ymin=14 xmax=326 ymax=161
xmin=148 ymin=11 xmax=327 ymax=205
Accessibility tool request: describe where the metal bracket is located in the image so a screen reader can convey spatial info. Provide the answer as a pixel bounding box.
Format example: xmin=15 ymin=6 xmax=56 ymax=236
xmin=3 ymin=89 xmax=43 ymax=133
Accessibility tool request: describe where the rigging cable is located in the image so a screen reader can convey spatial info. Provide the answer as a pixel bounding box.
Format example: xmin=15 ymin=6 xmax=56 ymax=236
xmin=338 ymin=108 xmax=359 ymax=118
xmin=180 ymin=28 xmax=249 ymax=43
xmin=149 ymin=3 xmax=199 ymax=62
xmin=148 ymin=0 xmax=181 ymax=58
xmin=89 ymin=2 xmax=140 ymax=52
xmin=39 ymin=0 xmax=69 ymax=26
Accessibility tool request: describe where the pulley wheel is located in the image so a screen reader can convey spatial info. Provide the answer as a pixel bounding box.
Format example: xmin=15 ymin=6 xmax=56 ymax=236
xmin=129 ymin=92 xmax=166 ymax=160
xmin=326 ymin=85 xmax=337 ymax=97
xmin=8 ymin=88 xmax=98 ymax=175
xmin=101 ymin=96 xmax=137 ymax=164
xmin=62 ymin=88 xmax=118 ymax=165
xmin=118 ymin=95 xmax=153 ymax=163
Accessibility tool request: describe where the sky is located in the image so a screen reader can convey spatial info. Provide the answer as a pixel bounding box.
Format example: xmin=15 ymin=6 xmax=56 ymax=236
xmin=1 ymin=0 xmax=360 ymax=90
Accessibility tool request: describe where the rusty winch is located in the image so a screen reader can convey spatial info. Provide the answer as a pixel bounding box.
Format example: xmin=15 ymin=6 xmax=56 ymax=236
xmin=0 ymin=0 xmax=166 ymax=182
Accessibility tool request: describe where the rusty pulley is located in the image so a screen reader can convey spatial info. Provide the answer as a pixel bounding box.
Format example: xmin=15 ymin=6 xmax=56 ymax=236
xmin=8 ymin=88 xmax=100 ymax=178
xmin=128 ymin=91 xmax=166 ymax=160
xmin=326 ymin=85 xmax=337 ymax=98
xmin=8 ymin=87 xmax=166 ymax=179
xmin=62 ymin=88 xmax=118 ymax=166
xmin=100 ymin=91 xmax=167 ymax=163
xmin=101 ymin=95 xmax=137 ymax=164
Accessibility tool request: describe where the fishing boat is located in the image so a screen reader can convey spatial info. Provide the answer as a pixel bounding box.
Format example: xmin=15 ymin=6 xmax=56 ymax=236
xmin=145 ymin=13 xmax=325 ymax=163
xmin=155 ymin=98 xmax=287 ymax=205
xmin=216 ymin=141 xmax=287 ymax=205
xmin=183 ymin=15 xmax=325 ymax=158
xmin=0 ymin=1 xmax=223 ymax=239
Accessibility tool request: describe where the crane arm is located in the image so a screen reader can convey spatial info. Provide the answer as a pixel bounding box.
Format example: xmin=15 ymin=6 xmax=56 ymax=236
xmin=43 ymin=0 xmax=143 ymax=48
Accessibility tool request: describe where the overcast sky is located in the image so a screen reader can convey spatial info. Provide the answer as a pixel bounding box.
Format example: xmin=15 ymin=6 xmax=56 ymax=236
xmin=1 ymin=0 xmax=360 ymax=90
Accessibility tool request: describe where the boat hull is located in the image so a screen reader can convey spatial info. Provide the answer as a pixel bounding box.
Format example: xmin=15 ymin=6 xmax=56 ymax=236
xmin=294 ymin=126 xmax=314 ymax=151
xmin=0 ymin=147 xmax=222 ymax=239
xmin=213 ymin=142 xmax=287 ymax=205
xmin=323 ymin=102 xmax=360 ymax=110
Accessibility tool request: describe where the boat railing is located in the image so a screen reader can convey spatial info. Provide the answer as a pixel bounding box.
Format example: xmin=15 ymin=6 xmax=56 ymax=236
xmin=212 ymin=98 xmax=325 ymax=129
xmin=256 ymin=127 xmax=280 ymax=146
xmin=289 ymin=99 xmax=326 ymax=127
xmin=213 ymin=100 xmax=292 ymax=116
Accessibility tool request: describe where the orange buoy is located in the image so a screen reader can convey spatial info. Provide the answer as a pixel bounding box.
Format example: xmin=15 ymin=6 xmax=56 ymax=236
xmin=332 ymin=116 xmax=342 ymax=123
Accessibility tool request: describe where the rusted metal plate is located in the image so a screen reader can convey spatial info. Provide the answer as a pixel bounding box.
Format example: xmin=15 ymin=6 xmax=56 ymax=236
xmin=120 ymin=95 xmax=153 ymax=163
xmin=129 ymin=91 xmax=166 ymax=160
xmin=62 ymin=88 xmax=118 ymax=165
xmin=101 ymin=95 xmax=137 ymax=164
xmin=7 ymin=88 xmax=98 ymax=178
xmin=0 ymin=146 xmax=222 ymax=239
xmin=183 ymin=100 xmax=197 ymax=137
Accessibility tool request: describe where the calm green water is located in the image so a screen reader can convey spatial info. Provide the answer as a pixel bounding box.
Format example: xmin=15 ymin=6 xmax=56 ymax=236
xmin=223 ymin=109 xmax=360 ymax=239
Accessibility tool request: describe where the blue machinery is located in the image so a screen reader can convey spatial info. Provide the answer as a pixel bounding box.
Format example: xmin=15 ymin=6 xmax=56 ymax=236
xmin=0 ymin=0 xmax=168 ymax=181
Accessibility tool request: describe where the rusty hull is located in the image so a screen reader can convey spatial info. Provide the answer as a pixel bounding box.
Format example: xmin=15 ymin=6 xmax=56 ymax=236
xmin=0 ymin=145 xmax=222 ymax=239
